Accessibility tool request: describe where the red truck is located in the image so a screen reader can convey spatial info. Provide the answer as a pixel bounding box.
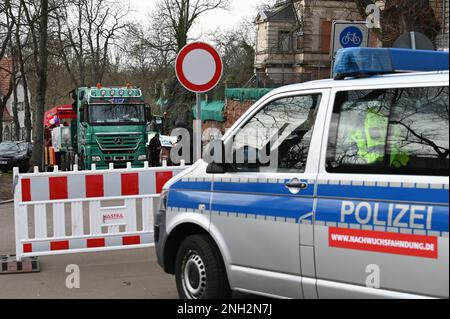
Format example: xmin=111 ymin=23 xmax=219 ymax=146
xmin=44 ymin=105 xmax=77 ymax=171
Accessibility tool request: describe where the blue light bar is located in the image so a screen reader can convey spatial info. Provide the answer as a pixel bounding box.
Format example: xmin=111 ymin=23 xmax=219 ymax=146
xmin=333 ymin=48 xmax=449 ymax=80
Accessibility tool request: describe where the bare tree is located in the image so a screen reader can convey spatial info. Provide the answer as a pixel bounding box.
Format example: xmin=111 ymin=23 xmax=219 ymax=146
xmin=145 ymin=0 xmax=230 ymax=130
xmin=209 ymin=23 xmax=255 ymax=86
xmin=12 ymin=0 xmax=33 ymax=142
xmin=54 ymin=0 xmax=131 ymax=86
xmin=20 ymin=0 xmax=51 ymax=170
xmin=152 ymin=0 xmax=230 ymax=53
xmin=355 ymin=0 xmax=442 ymax=47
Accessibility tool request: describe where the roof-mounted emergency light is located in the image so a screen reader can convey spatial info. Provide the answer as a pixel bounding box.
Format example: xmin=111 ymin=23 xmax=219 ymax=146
xmin=333 ymin=48 xmax=449 ymax=80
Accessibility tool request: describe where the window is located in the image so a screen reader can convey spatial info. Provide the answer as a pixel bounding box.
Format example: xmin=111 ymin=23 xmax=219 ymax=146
xmin=231 ymin=94 xmax=321 ymax=173
xmin=279 ymin=31 xmax=291 ymax=52
xmin=296 ymin=33 xmax=304 ymax=50
xmin=326 ymin=87 xmax=449 ymax=176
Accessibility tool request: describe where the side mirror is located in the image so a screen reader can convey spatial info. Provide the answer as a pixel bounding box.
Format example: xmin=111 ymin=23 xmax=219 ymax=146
xmin=145 ymin=104 xmax=152 ymax=122
xmin=206 ymin=162 xmax=227 ymax=174
xmin=80 ymin=103 xmax=88 ymax=123
xmin=205 ymin=139 xmax=228 ymax=174
xmin=79 ymin=107 xmax=85 ymax=123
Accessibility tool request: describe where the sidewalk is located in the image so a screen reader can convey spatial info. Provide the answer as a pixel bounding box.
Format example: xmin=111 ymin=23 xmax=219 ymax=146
xmin=0 ymin=173 xmax=13 ymax=202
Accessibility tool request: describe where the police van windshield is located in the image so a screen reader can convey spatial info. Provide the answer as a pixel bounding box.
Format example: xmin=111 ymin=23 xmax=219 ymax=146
xmin=89 ymin=104 xmax=145 ymax=125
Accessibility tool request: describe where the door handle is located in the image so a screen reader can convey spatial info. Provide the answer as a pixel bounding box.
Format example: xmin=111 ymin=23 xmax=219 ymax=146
xmin=285 ymin=181 xmax=308 ymax=189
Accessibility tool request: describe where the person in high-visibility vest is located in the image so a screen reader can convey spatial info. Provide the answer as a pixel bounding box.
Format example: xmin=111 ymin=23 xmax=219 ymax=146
xmin=350 ymin=107 xmax=410 ymax=168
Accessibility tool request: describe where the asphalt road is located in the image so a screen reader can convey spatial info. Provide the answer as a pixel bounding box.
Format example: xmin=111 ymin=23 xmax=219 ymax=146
xmin=0 ymin=201 xmax=180 ymax=299
xmin=0 ymin=200 xmax=258 ymax=299
xmin=0 ymin=172 xmax=184 ymax=298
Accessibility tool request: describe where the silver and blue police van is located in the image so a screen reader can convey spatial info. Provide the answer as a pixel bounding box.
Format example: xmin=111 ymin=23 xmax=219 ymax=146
xmin=155 ymin=48 xmax=449 ymax=299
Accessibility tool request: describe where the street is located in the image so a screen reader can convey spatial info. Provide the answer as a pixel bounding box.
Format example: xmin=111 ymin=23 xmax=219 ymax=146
xmin=0 ymin=201 xmax=179 ymax=299
xmin=0 ymin=200 xmax=257 ymax=299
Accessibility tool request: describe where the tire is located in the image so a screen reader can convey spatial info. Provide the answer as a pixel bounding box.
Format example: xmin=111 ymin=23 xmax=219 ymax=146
xmin=60 ymin=153 xmax=67 ymax=171
xmin=175 ymin=234 xmax=231 ymax=299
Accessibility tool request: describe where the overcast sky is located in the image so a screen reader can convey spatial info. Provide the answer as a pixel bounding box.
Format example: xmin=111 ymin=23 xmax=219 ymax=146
xmin=128 ymin=0 xmax=271 ymax=36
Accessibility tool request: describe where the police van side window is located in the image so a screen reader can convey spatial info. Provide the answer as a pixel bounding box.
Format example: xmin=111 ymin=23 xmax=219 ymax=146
xmin=231 ymin=94 xmax=321 ymax=173
xmin=326 ymin=86 xmax=449 ymax=176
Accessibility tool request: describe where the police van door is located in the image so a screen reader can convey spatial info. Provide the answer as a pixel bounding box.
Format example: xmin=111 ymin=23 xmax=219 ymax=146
xmin=209 ymin=89 xmax=330 ymax=298
xmin=315 ymin=84 xmax=449 ymax=298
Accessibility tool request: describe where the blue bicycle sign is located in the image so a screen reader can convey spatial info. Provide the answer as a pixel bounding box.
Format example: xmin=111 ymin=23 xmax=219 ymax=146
xmin=339 ymin=26 xmax=363 ymax=47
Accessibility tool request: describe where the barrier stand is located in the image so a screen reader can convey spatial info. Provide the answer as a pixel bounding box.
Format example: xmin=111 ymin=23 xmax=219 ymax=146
xmin=0 ymin=255 xmax=40 ymax=275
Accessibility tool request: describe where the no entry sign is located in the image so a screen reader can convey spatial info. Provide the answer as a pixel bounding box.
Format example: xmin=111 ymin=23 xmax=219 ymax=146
xmin=176 ymin=42 xmax=223 ymax=93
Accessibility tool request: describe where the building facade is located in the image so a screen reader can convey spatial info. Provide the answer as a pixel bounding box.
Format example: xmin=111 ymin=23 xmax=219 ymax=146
xmin=255 ymin=0 xmax=364 ymax=84
xmin=0 ymin=58 xmax=31 ymax=142
xmin=254 ymin=0 xmax=449 ymax=84
xmin=431 ymin=0 xmax=449 ymax=50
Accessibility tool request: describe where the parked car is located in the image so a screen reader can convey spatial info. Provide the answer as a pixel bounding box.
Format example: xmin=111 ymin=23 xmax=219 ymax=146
xmin=0 ymin=141 xmax=32 ymax=173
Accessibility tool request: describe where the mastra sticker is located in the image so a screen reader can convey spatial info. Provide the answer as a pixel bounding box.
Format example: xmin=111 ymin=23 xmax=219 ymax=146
xmin=103 ymin=213 xmax=125 ymax=225
xmin=329 ymin=227 xmax=438 ymax=259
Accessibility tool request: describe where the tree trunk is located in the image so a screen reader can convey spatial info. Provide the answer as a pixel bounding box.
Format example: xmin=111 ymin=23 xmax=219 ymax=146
xmin=31 ymin=0 xmax=49 ymax=171
xmin=11 ymin=55 xmax=21 ymax=141
xmin=17 ymin=45 xmax=32 ymax=142
xmin=14 ymin=0 xmax=32 ymax=142
xmin=11 ymin=74 xmax=20 ymax=141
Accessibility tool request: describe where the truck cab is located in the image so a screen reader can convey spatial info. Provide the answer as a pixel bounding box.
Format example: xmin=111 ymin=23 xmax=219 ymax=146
xmin=155 ymin=48 xmax=449 ymax=299
xmin=72 ymin=86 xmax=154 ymax=170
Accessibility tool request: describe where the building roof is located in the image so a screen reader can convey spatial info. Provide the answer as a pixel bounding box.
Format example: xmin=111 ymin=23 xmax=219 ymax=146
xmin=256 ymin=3 xmax=297 ymax=23
xmin=225 ymin=88 xmax=273 ymax=101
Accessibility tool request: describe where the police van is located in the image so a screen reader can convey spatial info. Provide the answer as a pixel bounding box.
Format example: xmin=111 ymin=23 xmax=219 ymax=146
xmin=155 ymin=48 xmax=449 ymax=299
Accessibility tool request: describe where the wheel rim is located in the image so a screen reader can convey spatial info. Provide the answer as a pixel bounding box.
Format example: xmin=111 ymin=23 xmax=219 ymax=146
xmin=181 ymin=250 xmax=207 ymax=299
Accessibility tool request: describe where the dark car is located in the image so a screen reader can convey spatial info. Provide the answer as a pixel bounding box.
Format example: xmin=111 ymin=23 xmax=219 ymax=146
xmin=0 ymin=141 xmax=32 ymax=173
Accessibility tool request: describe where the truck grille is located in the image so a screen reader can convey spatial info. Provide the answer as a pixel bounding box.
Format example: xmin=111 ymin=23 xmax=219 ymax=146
xmin=96 ymin=134 xmax=142 ymax=152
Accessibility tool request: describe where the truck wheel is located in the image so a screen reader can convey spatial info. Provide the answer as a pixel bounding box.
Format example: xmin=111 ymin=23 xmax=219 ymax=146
xmin=67 ymin=152 xmax=74 ymax=171
xmin=175 ymin=234 xmax=231 ymax=299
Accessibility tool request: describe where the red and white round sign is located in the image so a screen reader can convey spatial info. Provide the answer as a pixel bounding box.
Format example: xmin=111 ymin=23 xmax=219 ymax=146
xmin=175 ymin=42 xmax=223 ymax=93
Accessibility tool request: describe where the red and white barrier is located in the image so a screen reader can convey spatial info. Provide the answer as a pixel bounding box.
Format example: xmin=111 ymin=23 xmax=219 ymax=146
xmin=13 ymin=162 xmax=189 ymax=261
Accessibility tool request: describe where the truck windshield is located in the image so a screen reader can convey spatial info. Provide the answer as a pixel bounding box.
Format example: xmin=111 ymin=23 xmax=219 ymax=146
xmin=89 ymin=104 xmax=145 ymax=125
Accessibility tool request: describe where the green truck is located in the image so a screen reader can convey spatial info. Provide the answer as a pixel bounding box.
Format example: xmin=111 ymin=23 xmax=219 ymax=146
xmin=45 ymin=85 xmax=163 ymax=171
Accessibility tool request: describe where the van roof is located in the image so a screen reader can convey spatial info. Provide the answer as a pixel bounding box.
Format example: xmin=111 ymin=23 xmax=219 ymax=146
xmin=268 ymin=71 xmax=449 ymax=96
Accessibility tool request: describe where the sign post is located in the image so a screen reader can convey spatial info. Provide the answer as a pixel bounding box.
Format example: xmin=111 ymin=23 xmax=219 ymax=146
xmin=175 ymin=42 xmax=223 ymax=161
xmin=195 ymin=93 xmax=202 ymax=161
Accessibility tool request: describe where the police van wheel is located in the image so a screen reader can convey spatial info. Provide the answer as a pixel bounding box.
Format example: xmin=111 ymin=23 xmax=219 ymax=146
xmin=175 ymin=235 xmax=231 ymax=299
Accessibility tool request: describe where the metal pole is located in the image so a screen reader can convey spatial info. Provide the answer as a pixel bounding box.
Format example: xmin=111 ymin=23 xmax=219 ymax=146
xmin=410 ymin=32 xmax=416 ymax=50
xmin=185 ymin=0 xmax=189 ymax=44
xmin=194 ymin=93 xmax=202 ymax=161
